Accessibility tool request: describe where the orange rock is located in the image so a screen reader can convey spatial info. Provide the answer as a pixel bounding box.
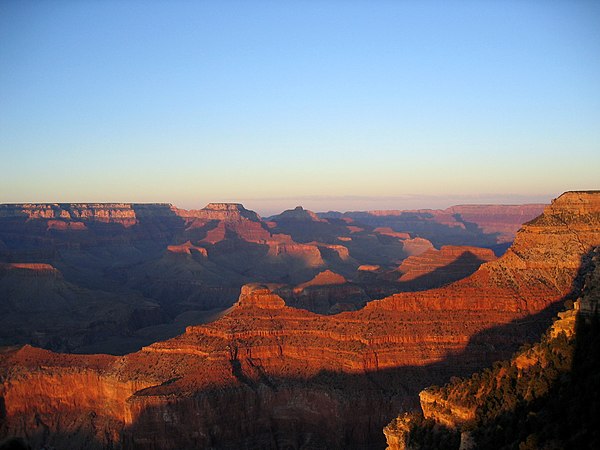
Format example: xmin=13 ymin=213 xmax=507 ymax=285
xmin=166 ymin=241 xmax=208 ymax=256
xmin=234 ymin=284 xmax=287 ymax=309
xmin=374 ymin=227 xmax=411 ymax=239
xmin=396 ymin=245 xmax=496 ymax=284
xmin=1 ymin=192 xmax=598 ymax=449
xmin=358 ymin=264 xmax=380 ymax=272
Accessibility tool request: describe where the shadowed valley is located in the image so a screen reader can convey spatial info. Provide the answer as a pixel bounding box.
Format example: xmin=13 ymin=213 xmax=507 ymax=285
xmin=1 ymin=192 xmax=598 ymax=449
xmin=0 ymin=202 xmax=541 ymax=354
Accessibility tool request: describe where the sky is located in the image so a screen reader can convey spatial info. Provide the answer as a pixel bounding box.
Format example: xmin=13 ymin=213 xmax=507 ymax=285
xmin=1 ymin=1 xmax=599 ymax=215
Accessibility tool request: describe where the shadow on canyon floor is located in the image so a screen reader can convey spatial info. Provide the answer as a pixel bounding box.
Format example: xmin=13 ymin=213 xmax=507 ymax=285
xmin=340 ymin=212 xmax=505 ymax=251
xmin=0 ymin=299 xmax=572 ymax=450
xmin=474 ymin=313 xmax=599 ymax=449
xmin=395 ymin=251 xmax=491 ymax=292
xmin=117 ymin=301 xmax=567 ymax=450
xmin=120 ymin=246 xmax=597 ymax=449
xmin=4 ymin=248 xmax=593 ymax=450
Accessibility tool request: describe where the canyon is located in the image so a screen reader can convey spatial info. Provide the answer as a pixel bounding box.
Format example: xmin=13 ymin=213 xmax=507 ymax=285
xmin=0 ymin=191 xmax=598 ymax=449
xmin=0 ymin=201 xmax=542 ymax=354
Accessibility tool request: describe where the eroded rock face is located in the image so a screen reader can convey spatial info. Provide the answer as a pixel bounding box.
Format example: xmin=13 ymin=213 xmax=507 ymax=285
xmin=395 ymin=245 xmax=497 ymax=289
xmin=178 ymin=202 xmax=262 ymax=222
xmin=279 ymin=270 xmax=369 ymax=314
xmin=387 ymin=247 xmax=600 ymax=449
xmin=1 ymin=192 xmax=598 ymax=449
xmin=383 ymin=414 xmax=416 ymax=450
xmin=0 ymin=202 xmax=327 ymax=352
xmin=235 ymin=284 xmax=286 ymax=309
xmin=0 ymin=203 xmax=142 ymax=225
xmin=383 ymin=198 xmax=600 ymax=450
xmin=0 ymin=200 xmax=544 ymax=355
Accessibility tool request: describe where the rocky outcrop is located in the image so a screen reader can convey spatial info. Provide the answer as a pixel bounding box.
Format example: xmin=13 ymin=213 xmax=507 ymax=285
xmin=166 ymin=240 xmax=208 ymax=256
xmin=400 ymin=237 xmax=434 ymax=256
xmin=0 ymin=262 xmax=61 ymax=276
xmin=383 ymin=414 xmax=415 ymax=450
xmin=294 ymin=269 xmax=347 ymax=291
xmin=418 ymin=390 xmax=477 ymax=428
xmin=374 ymin=227 xmax=411 ymax=240
xmin=358 ymin=264 xmax=380 ymax=271
xmin=235 ymin=284 xmax=287 ymax=309
xmin=283 ymin=270 xmax=365 ymax=314
xmin=269 ymin=205 xmax=326 ymax=223
xmin=265 ymin=241 xmax=324 ymax=267
xmin=398 ymin=246 xmax=496 ymax=280
xmin=314 ymin=242 xmax=351 ymax=261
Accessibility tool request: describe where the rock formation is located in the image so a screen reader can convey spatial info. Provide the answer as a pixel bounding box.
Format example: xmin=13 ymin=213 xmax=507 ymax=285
xmin=1 ymin=192 xmax=598 ymax=448
xmin=294 ymin=269 xmax=347 ymax=291
xmin=1 ymin=200 xmax=543 ymax=354
xmin=384 ymin=244 xmax=600 ymax=450
xmin=279 ymin=270 xmax=368 ymax=314
xmin=394 ymin=245 xmax=497 ymax=289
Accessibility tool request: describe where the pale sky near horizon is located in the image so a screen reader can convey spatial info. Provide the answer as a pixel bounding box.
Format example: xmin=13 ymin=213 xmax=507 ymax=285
xmin=1 ymin=1 xmax=599 ymax=215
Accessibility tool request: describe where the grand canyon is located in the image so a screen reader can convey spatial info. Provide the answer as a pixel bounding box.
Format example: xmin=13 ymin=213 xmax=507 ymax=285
xmin=4 ymin=1 xmax=598 ymax=448
xmin=0 ymin=191 xmax=598 ymax=449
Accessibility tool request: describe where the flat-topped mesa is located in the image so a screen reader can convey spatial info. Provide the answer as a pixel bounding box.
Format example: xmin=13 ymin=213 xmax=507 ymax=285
xmin=179 ymin=203 xmax=261 ymax=222
xmin=374 ymin=227 xmax=411 ymax=239
xmin=540 ymin=190 xmax=600 ymax=216
xmin=0 ymin=262 xmax=61 ymax=277
xmin=235 ymin=283 xmax=286 ymax=309
xmin=497 ymin=191 xmax=600 ymax=277
xmin=358 ymin=264 xmax=381 ymax=272
xmin=0 ymin=203 xmax=178 ymax=226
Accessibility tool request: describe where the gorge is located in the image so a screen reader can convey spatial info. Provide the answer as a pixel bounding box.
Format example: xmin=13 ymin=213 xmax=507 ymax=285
xmin=1 ymin=192 xmax=599 ymax=449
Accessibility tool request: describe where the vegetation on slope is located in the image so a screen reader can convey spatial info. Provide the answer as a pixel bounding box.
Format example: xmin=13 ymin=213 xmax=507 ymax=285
xmin=405 ymin=257 xmax=600 ymax=450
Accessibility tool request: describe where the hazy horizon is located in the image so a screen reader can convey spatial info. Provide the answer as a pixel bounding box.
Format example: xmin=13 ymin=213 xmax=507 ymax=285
xmin=0 ymin=192 xmax=555 ymax=217
xmin=1 ymin=1 xmax=599 ymax=208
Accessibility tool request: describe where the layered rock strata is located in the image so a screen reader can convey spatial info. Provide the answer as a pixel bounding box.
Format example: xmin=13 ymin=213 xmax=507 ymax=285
xmin=1 ymin=192 xmax=598 ymax=449
xmin=394 ymin=246 xmax=497 ymax=289
xmin=385 ymin=246 xmax=600 ymax=450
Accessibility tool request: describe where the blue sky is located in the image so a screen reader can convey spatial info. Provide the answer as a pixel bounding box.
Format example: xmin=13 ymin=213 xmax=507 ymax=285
xmin=1 ymin=1 xmax=599 ymax=214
